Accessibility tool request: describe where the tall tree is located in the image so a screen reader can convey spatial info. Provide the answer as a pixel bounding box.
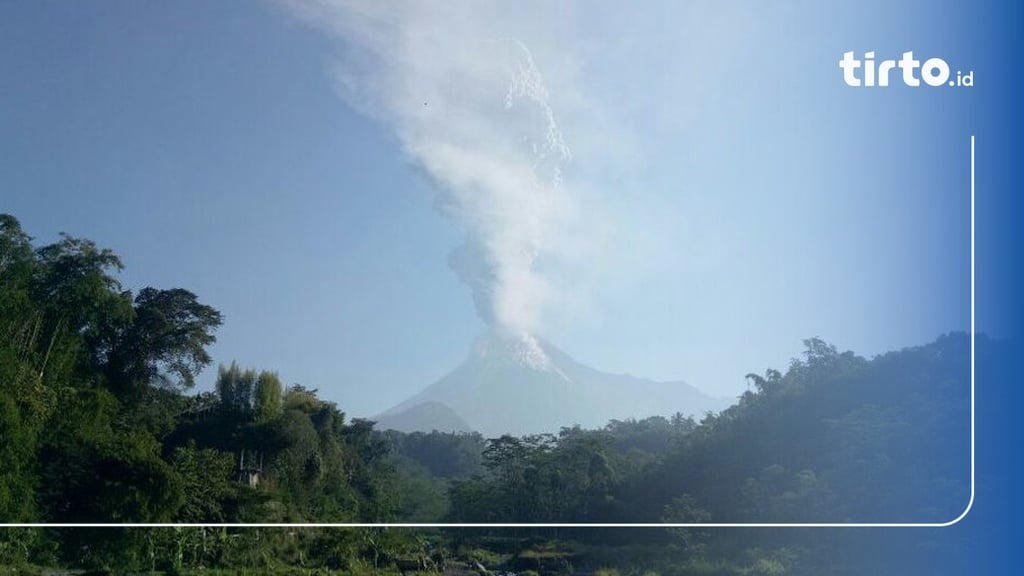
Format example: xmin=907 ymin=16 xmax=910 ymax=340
xmin=105 ymin=287 xmax=222 ymax=398
xmin=31 ymin=233 xmax=135 ymax=378
xmin=216 ymin=363 xmax=258 ymax=415
xmin=254 ymin=371 xmax=283 ymax=423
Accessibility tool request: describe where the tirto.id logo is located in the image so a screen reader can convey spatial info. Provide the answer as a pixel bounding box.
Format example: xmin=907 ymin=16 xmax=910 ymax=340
xmin=840 ymin=51 xmax=973 ymax=87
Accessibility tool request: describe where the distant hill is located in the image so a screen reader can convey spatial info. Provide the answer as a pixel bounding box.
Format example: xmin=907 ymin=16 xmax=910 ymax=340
xmin=377 ymin=330 xmax=728 ymax=437
xmin=621 ymin=334 xmax=975 ymax=524
xmin=373 ymin=400 xmax=474 ymax=434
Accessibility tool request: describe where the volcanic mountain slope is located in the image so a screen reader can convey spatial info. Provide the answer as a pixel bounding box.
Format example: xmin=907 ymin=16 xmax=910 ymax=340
xmin=372 ymin=401 xmax=474 ymax=434
xmin=376 ymin=331 xmax=728 ymax=437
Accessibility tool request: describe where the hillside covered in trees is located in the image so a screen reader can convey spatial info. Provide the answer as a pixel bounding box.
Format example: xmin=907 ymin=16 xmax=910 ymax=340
xmin=0 ymin=214 xmax=977 ymax=574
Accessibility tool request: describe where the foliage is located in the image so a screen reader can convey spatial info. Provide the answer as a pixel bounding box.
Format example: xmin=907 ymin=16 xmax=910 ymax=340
xmin=0 ymin=215 xmax=400 ymax=571
xmin=0 ymin=215 xmax=976 ymax=575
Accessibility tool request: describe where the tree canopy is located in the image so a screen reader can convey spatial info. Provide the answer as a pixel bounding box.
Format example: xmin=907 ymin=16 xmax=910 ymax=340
xmin=0 ymin=214 xmax=976 ymax=575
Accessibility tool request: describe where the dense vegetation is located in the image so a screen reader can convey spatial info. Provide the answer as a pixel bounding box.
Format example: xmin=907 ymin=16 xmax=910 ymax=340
xmin=0 ymin=215 xmax=975 ymax=574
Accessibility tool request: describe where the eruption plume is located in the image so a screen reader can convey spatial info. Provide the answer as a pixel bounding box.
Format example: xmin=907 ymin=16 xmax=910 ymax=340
xmin=285 ymin=1 xmax=574 ymax=334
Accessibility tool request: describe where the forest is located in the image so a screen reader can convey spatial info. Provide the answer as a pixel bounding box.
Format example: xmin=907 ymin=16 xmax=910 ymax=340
xmin=0 ymin=214 xmax=978 ymax=574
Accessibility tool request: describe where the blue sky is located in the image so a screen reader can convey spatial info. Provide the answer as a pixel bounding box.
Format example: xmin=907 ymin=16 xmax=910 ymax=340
xmin=2 ymin=1 xmax=995 ymax=417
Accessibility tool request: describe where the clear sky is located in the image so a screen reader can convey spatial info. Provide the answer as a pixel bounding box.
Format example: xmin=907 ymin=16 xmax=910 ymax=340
xmin=2 ymin=1 xmax=992 ymax=417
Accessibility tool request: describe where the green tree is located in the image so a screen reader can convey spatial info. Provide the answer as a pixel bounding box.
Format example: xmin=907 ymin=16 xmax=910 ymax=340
xmin=217 ymin=362 xmax=258 ymax=415
xmin=105 ymin=287 xmax=222 ymax=397
xmin=170 ymin=442 xmax=240 ymax=523
xmin=39 ymin=386 xmax=184 ymax=523
xmin=31 ymin=232 xmax=135 ymax=377
xmin=254 ymin=371 xmax=283 ymax=423
xmin=662 ymin=493 xmax=711 ymax=554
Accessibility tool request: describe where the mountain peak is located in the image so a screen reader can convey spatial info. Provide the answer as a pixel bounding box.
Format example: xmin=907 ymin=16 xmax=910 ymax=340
xmin=471 ymin=330 xmax=568 ymax=379
xmin=379 ymin=332 xmax=727 ymax=437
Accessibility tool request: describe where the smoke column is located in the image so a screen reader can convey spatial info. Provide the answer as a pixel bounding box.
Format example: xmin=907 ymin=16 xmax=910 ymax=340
xmin=284 ymin=1 xmax=574 ymax=335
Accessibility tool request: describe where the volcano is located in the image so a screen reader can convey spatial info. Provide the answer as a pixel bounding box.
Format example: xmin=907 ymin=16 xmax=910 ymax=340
xmin=375 ymin=331 xmax=727 ymax=437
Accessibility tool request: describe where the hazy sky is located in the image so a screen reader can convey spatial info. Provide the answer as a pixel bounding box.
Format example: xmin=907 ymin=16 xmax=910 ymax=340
xmin=2 ymin=1 xmax=990 ymax=416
